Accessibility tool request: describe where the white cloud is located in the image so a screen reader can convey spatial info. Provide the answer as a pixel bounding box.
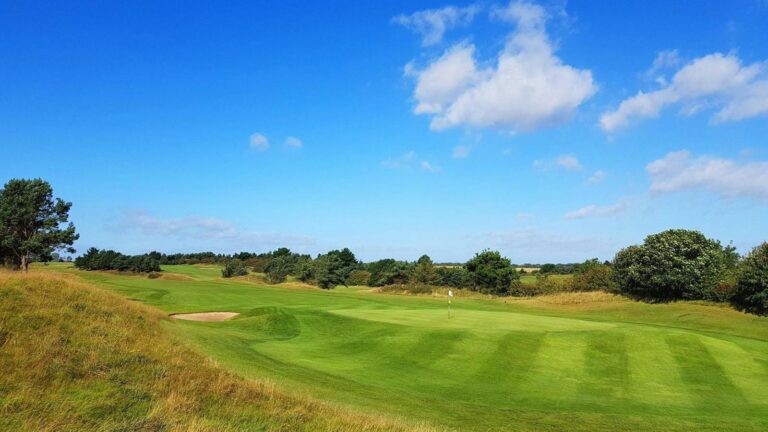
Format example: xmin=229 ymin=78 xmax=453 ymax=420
xmin=646 ymin=150 xmax=768 ymax=201
xmin=285 ymin=136 xmax=303 ymax=149
xmin=382 ymin=151 xmax=416 ymax=169
xmin=565 ymin=202 xmax=627 ymax=219
xmin=393 ymin=5 xmax=480 ymax=46
xmin=452 ymin=145 xmax=472 ymax=159
xmin=107 ymin=209 xmax=314 ymax=248
xmin=405 ymin=1 xmax=596 ymax=132
xmin=477 ymin=228 xmax=618 ymax=262
xmin=646 ymin=49 xmax=682 ymax=84
xmin=420 ymin=160 xmax=439 ymax=172
xmin=587 ymin=170 xmax=606 ymax=184
xmin=601 ymin=52 xmax=768 ymax=132
xmin=533 ymin=154 xmax=583 ymax=171
xmin=249 ymin=133 xmax=269 ymax=151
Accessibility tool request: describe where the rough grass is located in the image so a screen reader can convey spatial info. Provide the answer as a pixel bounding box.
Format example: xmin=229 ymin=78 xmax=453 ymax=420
xmin=0 ymin=271 xmax=432 ymax=432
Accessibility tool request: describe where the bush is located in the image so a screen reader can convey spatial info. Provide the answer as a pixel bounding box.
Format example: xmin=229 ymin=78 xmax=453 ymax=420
xmin=436 ymin=267 xmax=471 ymax=288
xmin=465 ymin=250 xmax=520 ymax=295
xmin=613 ymin=229 xmax=733 ymax=302
xmin=731 ymin=243 xmax=768 ymax=315
xmin=221 ymin=259 xmax=248 ymax=278
xmin=509 ymin=274 xmax=569 ymax=297
xmin=295 ymin=259 xmax=315 ymax=282
xmin=313 ymin=251 xmax=355 ymax=289
xmin=265 ymin=255 xmax=292 ymax=284
xmin=571 ymin=260 xmax=617 ymax=292
xmin=367 ymin=259 xmax=413 ymax=287
xmin=74 ymin=248 xmax=161 ymax=273
xmin=347 ymin=270 xmax=371 ymax=286
xmin=412 ymin=255 xmax=437 ymax=284
xmin=378 ymin=284 xmax=433 ymax=295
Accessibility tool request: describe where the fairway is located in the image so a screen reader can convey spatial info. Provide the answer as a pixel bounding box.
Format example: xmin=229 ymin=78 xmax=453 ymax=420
xmin=64 ymin=265 xmax=768 ymax=431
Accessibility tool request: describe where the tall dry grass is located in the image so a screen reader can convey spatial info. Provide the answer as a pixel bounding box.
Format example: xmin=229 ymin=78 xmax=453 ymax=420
xmin=0 ymin=271 xmax=436 ymax=432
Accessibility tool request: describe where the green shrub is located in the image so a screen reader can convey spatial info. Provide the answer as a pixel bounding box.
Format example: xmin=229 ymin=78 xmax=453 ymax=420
xmin=295 ymin=259 xmax=315 ymax=282
xmin=265 ymin=255 xmax=292 ymax=284
xmin=412 ymin=255 xmax=437 ymax=284
xmin=378 ymin=284 xmax=433 ymax=295
xmin=465 ymin=250 xmax=520 ymax=295
xmin=435 ymin=267 xmax=471 ymax=288
xmin=731 ymin=242 xmax=768 ymax=315
xmin=367 ymin=259 xmax=413 ymax=287
xmin=509 ymin=274 xmax=569 ymax=297
xmin=613 ymin=229 xmax=734 ymax=302
xmin=571 ymin=262 xmax=616 ymax=292
xmin=221 ymin=259 xmax=248 ymax=278
xmin=347 ymin=270 xmax=371 ymax=286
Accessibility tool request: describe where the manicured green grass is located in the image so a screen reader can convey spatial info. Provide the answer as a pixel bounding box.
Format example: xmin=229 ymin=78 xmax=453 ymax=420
xmin=53 ymin=264 xmax=768 ymax=431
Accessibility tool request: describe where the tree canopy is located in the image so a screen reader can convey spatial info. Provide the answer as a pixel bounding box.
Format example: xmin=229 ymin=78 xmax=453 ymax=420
xmin=613 ymin=229 xmax=733 ymax=301
xmin=731 ymin=242 xmax=768 ymax=315
xmin=0 ymin=179 xmax=78 ymax=271
xmin=465 ymin=250 xmax=519 ymax=295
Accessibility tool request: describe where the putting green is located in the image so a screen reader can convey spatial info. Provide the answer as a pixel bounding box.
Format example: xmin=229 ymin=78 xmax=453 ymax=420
xmin=63 ymin=264 xmax=768 ymax=431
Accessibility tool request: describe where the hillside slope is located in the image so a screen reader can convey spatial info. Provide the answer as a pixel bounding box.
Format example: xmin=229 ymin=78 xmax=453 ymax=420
xmin=0 ymin=272 xmax=429 ymax=432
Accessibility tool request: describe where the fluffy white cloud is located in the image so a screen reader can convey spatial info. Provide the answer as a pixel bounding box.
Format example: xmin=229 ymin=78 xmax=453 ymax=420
xmin=249 ymin=133 xmax=269 ymax=151
xmin=647 ymin=150 xmax=768 ymax=201
xmin=405 ymin=1 xmax=596 ymax=132
xmin=285 ymin=136 xmax=303 ymax=149
xmin=587 ymin=170 xmax=606 ymax=184
xmin=601 ymin=52 xmax=768 ymax=132
xmin=533 ymin=155 xmax=583 ymax=171
xmin=107 ymin=209 xmax=314 ymax=247
xmin=565 ymin=202 xmax=627 ymax=219
xmin=393 ymin=5 xmax=480 ymax=46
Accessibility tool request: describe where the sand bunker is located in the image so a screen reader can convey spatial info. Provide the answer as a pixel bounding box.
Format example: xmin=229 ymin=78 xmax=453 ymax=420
xmin=170 ymin=312 xmax=239 ymax=322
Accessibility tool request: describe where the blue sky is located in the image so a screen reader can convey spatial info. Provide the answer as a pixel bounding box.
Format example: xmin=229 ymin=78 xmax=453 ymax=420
xmin=2 ymin=0 xmax=767 ymax=263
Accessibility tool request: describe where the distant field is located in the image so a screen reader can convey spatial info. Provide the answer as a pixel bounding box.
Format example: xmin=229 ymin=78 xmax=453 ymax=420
xmin=41 ymin=263 xmax=768 ymax=431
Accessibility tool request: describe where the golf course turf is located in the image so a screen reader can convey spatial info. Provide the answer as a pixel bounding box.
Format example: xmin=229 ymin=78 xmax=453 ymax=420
xmin=59 ymin=264 xmax=768 ymax=431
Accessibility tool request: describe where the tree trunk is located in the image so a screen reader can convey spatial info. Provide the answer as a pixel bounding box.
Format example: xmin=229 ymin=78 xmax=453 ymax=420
xmin=21 ymin=254 xmax=28 ymax=273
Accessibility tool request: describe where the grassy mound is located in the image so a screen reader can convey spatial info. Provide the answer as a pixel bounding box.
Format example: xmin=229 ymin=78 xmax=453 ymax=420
xmin=0 ymin=272 xmax=429 ymax=432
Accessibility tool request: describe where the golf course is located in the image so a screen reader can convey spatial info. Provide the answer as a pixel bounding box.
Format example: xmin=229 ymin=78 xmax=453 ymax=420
xmin=45 ymin=263 xmax=768 ymax=432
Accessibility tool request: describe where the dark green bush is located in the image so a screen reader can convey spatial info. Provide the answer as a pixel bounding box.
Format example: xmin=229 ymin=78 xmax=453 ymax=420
xmin=74 ymin=248 xmax=161 ymax=273
xmin=221 ymin=259 xmax=248 ymax=278
xmin=265 ymin=255 xmax=292 ymax=284
xmin=465 ymin=250 xmax=519 ymax=295
xmin=613 ymin=229 xmax=734 ymax=302
xmin=731 ymin=243 xmax=768 ymax=315
xmin=367 ymin=259 xmax=413 ymax=287
xmin=435 ymin=267 xmax=471 ymax=288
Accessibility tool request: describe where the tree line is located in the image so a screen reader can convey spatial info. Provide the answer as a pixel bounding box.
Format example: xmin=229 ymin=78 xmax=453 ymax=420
xmin=2 ymin=178 xmax=767 ymax=315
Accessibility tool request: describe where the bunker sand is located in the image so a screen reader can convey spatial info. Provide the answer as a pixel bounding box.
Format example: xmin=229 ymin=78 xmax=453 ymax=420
xmin=170 ymin=312 xmax=240 ymax=321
